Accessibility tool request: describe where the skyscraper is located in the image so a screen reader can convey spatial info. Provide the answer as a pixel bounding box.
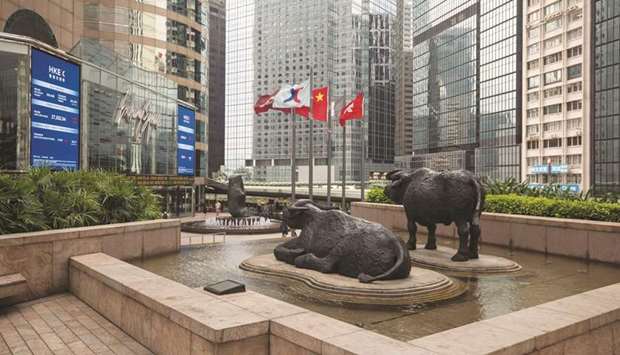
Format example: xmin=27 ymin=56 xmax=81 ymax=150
xmin=522 ymin=0 xmax=590 ymax=192
xmin=225 ymin=0 xmax=398 ymax=183
xmin=408 ymin=0 xmax=522 ymax=181
xmin=208 ymin=0 xmax=226 ymax=177
xmin=591 ymin=0 xmax=620 ymax=193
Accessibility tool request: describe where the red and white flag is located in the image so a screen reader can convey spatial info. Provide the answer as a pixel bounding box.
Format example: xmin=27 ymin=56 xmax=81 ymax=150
xmin=339 ymin=92 xmax=364 ymax=126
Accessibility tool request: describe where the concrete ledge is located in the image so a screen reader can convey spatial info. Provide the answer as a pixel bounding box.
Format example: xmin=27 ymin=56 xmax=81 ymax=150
xmin=409 ymin=283 xmax=620 ymax=354
xmin=352 ymin=202 xmax=620 ymax=264
xmin=70 ymin=253 xmax=270 ymax=354
xmin=0 ymin=219 xmax=181 ymax=306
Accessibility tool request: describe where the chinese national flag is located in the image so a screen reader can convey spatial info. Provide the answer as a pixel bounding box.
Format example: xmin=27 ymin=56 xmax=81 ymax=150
xmin=311 ymin=87 xmax=329 ymax=121
xmin=339 ymin=92 xmax=364 ymax=126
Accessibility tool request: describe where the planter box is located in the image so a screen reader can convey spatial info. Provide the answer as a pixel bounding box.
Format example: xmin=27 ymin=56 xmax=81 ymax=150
xmin=0 ymin=219 xmax=180 ymax=306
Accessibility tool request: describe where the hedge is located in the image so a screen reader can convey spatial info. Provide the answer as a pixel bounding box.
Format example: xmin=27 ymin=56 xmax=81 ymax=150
xmin=484 ymin=194 xmax=620 ymax=223
xmin=366 ymin=186 xmax=620 ymax=223
xmin=0 ymin=169 xmax=162 ymax=235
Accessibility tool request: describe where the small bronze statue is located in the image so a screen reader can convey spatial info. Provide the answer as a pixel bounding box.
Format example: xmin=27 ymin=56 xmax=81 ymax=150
xmin=227 ymin=175 xmax=248 ymax=218
xmin=384 ymin=168 xmax=485 ymax=262
xmin=274 ymin=200 xmax=411 ymax=283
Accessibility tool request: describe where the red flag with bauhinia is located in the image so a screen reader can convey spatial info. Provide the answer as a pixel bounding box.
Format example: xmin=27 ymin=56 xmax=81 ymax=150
xmin=339 ymin=92 xmax=364 ymax=126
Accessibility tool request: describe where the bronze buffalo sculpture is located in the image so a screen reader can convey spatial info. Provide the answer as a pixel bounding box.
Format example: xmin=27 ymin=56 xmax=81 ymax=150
xmin=227 ymin=175 xmax=248 ymax=218
xmin=384 ymin=168 xmax=485 ymax=262
xmin=274 ymin=200 xmax=411 ymax=283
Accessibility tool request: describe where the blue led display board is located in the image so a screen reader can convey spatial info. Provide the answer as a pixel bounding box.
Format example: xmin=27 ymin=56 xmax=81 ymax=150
xmin=30 ymin=48 xmax=81 ymax=170
xmin=177 ymin=105 xmax=196 ymax=176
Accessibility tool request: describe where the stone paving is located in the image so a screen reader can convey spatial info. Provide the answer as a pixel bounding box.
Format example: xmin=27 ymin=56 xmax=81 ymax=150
xmin=0 ymin=294 xmax=152 ymax=355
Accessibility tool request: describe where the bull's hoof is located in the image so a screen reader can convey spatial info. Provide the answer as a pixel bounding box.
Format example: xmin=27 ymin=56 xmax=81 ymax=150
xmin=407 ymin=242 xmax=417 ymax=250
xmin=358 ymin=273 xmax=373 ymax=283
xmin=294 ymin=254 xmax=310 ymax=267
xmin=451 ymin=253 xmax=469 ymax=262
xmin=425 ymin=243 xmax=437 ymax=250
xmin=468 ymin=252 xmax=479 ymax=259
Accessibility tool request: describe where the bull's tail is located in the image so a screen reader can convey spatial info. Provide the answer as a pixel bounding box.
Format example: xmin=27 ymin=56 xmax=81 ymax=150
xmin=358 ymin=239 xmax=408 ymax=283
xmin=472 ymin=178 xmax=485 ymax=226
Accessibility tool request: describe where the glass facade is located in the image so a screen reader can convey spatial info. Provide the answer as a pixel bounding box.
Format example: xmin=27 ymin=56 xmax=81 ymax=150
xmin=224 ymin=0 xmax=398 ymax=182
xmin=80 ymin=0 xmax=209 ymax=177
xmin=592 ymin=0 xmax=620 ymax=193
xmin=410 ymin=0 xmax=521 ymax=180
xmin=0 ymin=38 xmax=192 ymax=177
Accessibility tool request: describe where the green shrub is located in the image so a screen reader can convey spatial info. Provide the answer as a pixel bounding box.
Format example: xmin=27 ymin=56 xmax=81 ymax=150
xmin=0 ymin=169 xmax=162 ymax=234
xmin=485 ymin=194 xmax=620 ymax=223
xmin=366 ymin=186 xmax=393 ymax=204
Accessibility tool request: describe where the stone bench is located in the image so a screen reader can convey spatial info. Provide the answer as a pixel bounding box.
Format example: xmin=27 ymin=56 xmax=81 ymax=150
xmin=0 ymin=273 xmax=28 ymax=302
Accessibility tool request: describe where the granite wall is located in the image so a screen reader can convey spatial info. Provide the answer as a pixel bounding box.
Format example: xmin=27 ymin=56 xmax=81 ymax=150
xmin=0 ymin=219 xmax=180 ymax=305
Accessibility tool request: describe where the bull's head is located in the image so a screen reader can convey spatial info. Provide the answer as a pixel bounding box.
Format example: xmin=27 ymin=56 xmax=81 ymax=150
xmin=384 ymin=170 xmax=411 ymax=204
xmin=283 ymin=199 xmax=337 ymax=229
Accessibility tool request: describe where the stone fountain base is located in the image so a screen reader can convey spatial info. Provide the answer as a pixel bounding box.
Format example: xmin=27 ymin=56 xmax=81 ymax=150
xmin=240 ymin=254 xmax=465 ymax=307
xmin=182 ymin=216 xmax=282 ymax=235
xmin=409 ymin=245 xmax=522 ymax=274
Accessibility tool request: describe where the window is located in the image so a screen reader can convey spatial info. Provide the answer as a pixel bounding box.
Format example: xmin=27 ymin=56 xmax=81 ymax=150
xmin=566 ymin=174 xmax=582 ymax=184
xmin=567 ymin=81 xmax=582 ymax=93
xmin=544 ymin=52 xmax=562 ymax=65
xmin=567 ymin=100 xmax=582 ymax=111
xmin=545 ymin=18 xmax=562 ymax=33
xmin=528 ymin=10 xmax=540 ymax=23
xmin=529 ymin=43 xmax=540 ymax=56
xmin=527 ymin=108 xmax=540 ymax=119
xmin=567 ymin=118 xmax=582 ymax=129
xmin=567 ymin=45 xmax=582 ymax=58
xmin=544 ymin=156 xmax=563 ymax=165
xmin=544 ymin=35 xmax=562 ymax=50
xmin=544 ymin=103 xmax=562 ymax=115
xmin=566 ymin=154 xmax=582 ymax=165
xmin=528 ymin=76 xmax=540 ymax=89
xmin=544 ymin=138 xmax=563 ymax=148
xmin=528 ymin=92 xmax=539 ymax=102
xmin=528 ymin=0 xmax=540 ymax=6
xmin=528 ymin=28 xmax=540 ymax=40
xmin=527 ymin=124 xmax=540 ymax=136
xmin=544 ymin=69 xmax=562 ymax=85
xmin=544 ymin=86 xmax=562 ymax=98
xmin=544 ymin=1 xmax=561 ymax=16
xmin=544 ymin=121 xmax=562 ymax=132
xmin=566 ymin=136 xmax=582 ymax=146
xmin=569 ymin=9 xmax=583 ymax=23
xmin=567 ymin=28 xmax=582 ymax=42
xmin=527 ymin=140 xmax=540 ymax=150
xmin=567 ymin=64 xmax=582 ymax=80
xmin=527 ymin=59 xmax=539 ymax=70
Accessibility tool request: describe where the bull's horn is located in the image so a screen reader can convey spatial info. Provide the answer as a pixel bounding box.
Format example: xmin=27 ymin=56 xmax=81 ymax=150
xmin=386 ymin=169 xmax=403 ymax=180
xmin=286 ymin=206 xmax=309 ymax=212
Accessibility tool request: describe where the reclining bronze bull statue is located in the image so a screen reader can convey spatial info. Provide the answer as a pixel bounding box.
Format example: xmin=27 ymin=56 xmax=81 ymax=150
xmin=384 ymin=168 xmax=485 ymax=262
xmin=274 ymin=200 xmax=411 ymax=283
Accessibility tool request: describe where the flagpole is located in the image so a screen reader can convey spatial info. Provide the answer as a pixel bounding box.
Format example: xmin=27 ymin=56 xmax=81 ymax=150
xmin=326 ymin=93 xmax=332 ymax=205
xmin=341 ymin=120 xmax=346 ymax=211
xmin=360 ymin=102 xmax=366 ymax=201
xmin=291 ymin=110 xmax=297 ymax=201
xmin=309 ymin=68 xmax=314 ymax=200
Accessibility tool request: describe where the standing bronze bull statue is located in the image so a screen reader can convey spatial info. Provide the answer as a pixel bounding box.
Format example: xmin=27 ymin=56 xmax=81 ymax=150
xmin=384 ymin=168 xmax=485 ymax=262
xmin=274 ymin=200 xmax=411 ymax=283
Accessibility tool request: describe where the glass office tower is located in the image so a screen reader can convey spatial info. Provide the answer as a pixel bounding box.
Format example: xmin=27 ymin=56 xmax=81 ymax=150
xmin=0 ymin=0 xmax=211 ymax=177
xmin=410 ymin=0 xmax=522 ymax=180
xmin=225 ymin=0 xmax=398 ymax=182
xmin=591 ymin=0 xmax=620 ymax=193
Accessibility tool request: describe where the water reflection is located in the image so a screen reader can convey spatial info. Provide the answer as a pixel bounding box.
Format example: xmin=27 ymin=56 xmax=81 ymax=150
xmin=132 ymin=234 xmax=620 ymax=341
